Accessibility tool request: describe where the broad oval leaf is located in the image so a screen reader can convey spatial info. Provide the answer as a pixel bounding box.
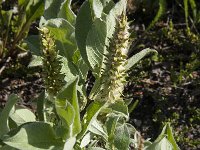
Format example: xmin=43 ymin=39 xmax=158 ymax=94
xmin=86 ymin=18 xmax=107 ymax=73
xmin=60 ymin=56 xmax=79 ymax=82
xmin=58 ymin=0 xmax=76 ymax=26
xmin=113 ymin=124 xmax=130 ymax=150
xmin=89 ymin=119 xmax=108 ymax=139
xmin=105 ymin=113 xmax=120 ymax=140
xmin=75 ymin=0 xmax=112 ymax=68
xmin=106 ymin=114 xmax=120 ymax=143
xmin=45 ymin=18 xmax=77 ymax=60
xmin=56 ymin=77 xmax=81 ymax=138
xmin=43 ymin=0 xmax=63 ymax=20
xmin=146 ymin=137 xmax=173 ymax=150
xmin=75 ymin=0 xmax=93 ymax=66
xmin=108 ymin=101 xmax=129 ymax=119
xmin=84 ymin=0 xmax=128 ymax=75
xmin=3 ymin=122 xmax=64 ymax=150
xmin=9 ymin=106 xmax=36 ymax=126
xmin=90 ymin=0 xmax=103 ymax=18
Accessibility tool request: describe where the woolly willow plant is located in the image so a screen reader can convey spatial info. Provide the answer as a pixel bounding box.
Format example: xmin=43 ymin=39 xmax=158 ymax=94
xmin=0 ymin=0 xmax=180 ymax=150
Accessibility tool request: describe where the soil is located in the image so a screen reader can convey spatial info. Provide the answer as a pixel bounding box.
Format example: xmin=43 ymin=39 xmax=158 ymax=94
xmin=0 ymin=59 xmax=44 ymax=109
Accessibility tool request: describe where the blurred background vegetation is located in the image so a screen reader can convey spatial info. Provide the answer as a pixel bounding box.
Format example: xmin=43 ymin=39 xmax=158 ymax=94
xmin=0 ymin=0 xmax=199 ymax=149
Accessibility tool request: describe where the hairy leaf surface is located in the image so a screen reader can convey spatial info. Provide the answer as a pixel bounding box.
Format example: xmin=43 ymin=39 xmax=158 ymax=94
xmin=3 ymin=122 xmax=64 ymax=150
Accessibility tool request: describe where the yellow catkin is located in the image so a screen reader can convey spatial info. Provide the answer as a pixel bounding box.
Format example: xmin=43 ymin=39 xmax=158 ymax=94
xmin=95 ymin=11 xmax=131 ymax=103
xmin=39 ymin=27 xmax=65 ymax=96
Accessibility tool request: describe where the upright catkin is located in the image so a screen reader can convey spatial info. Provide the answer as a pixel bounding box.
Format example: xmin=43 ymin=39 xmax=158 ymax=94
xmin=95 ymin=11 xmax=131 ymax=103
xmin=39 ymin=27 xmax=65 ymax=96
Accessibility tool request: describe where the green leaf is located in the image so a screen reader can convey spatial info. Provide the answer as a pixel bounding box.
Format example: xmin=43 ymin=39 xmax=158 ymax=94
xmin=60 ymin=56 xmax=79 ymax=82
xmin=105 ymin=0 xmax=127 ymax=39
xmin=77 ymin=59 xmax=89 ymax=80
xmin=16 ymin=0 xmax=44 ymax=41
xmin=63 ymin=137 xmax=76 ymax=150
xmin=89 ymin=78 xmax=101 ymax=100
xmin=80 ymin=132 xmax=91 ymax=148
xmin=83 ymin=0 xmax=127 ymax=75
xmin=146 ymin=123 xmax=180 ymax=150
xmin=3 ymin=122 xmax=64 ymax=150
xmin=154 ymin=124 xmax=167 ymax=143
xmin=1 ymin=10 xmax=13 ymax=41
xmin=25 ymin=35 xmax=41 ymax=56
xmin=87 ymin=147 xmax=106 ymax=150
xmin=56 ymin=77 xmax=81 ymax=137
xmin=184 ymin=0 xmax=189 ymax=27
xmin=0 ymin=145 xmax=17 ymax=150
xmin=18 ymin=0 xmax=26 ymax=6
xmin=9 ymin=106 xmax=36 ymax=126
xmin=55 ymin=100 xmax=75 ymax=139
xmin=1 ymin=10 xmax=13 ymax=28
xmin=90 ymin=0 xmax=115 ymax=18
xmin=101 ymin=0 xmax=115 ymax=14
xmin=125 ymin=48 xmax=158 ymax=71
xmin=75 ymin=0 xmax=93 ymax=66
xmin=89 ymin=119 xmax=107 ymax=139
xmin=75 ymin=0 xmax=114 ymax=68
xmin=77 ymin=101 xmax=105 ymax=139
xmin=90 ymin=0 xmax=103 ymax=18
xmin=147 ymin=0 xmax=166 ymax=30
xmin=166 ymin=123 xmax=180 ymax=150
xmin=36 ymin=91 xmax=46 ymax=121
xmin=125 ymin=123 xmax=137 ymax=136
xmin=189 ymin=0 xmax=197 ymax=21
xmin=25 ymin=0 xmax=44 ymax=26
xmin=1 ymin=10 xmax=13 ymax=48
xmin=0 ymin=94 xmax=19 ymax=137
xmin=28 ymin=55 xmax=42 ymax=67
xmin=146 ymin=137 xmax=173 ymax=150
xmin=106 ymin=114 xmax=120 ymax=143
xmin=86 ymin=18 xmax=107 ymax=73
xmin=108 ymin=101 xmax=129 ymax=119
xmin=58 ymin=0 xmax=76 ymax=26
xmin=113 ymin=124 xmax=130 ymax=150
xmin=45 ymin=18 xmax=77 ymax=60
xmin=43 ymin=0 xmax=64 ymax=20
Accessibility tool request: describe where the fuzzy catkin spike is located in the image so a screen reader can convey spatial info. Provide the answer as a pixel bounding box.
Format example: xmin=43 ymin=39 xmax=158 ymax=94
xmin=39 ymin=27 xmax=65 ymax=96
xmin=95 ymin=11 xmax=131 ymax=103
